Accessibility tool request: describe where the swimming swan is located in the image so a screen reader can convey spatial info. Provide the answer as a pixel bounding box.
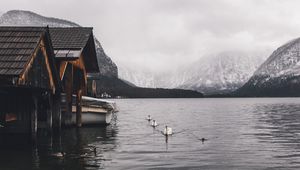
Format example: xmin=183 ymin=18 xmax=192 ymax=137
xmin=190 ymin=132 xmax=208 ymax=144
xmin=51 ymin=152 xmax=65 ymax=158
xmin=162 ymin=126 xmax=173 ymax=136
xmin=146 ymin=115 xmax=152 ymax=121
xmin=201 ymin=138 xmax=208 ymax=144
xmin=151 ymin=120 xmax=158 ymax=127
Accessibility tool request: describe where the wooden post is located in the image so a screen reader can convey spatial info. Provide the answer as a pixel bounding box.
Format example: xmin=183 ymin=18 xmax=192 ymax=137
xmin=47 ymin=94 xmax=53 ymax=133
xmin=92 ymin=80 xmax=97 ymax=97
xmin=76 ymin=89 xmax=82 ymax=127
xmin=0 ymin=96 xmax=5 ymax=127
xmin=52 ymin=93 xmax=61 ymax=131
xmin=63 ymin=64 xmax=73 ymax=126
xmin=31 ymin=95 xmax=38 ymax=139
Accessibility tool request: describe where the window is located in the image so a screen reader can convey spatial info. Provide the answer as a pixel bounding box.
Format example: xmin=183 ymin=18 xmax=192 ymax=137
xmin=5 ymin=113 xmax=17 ymax=122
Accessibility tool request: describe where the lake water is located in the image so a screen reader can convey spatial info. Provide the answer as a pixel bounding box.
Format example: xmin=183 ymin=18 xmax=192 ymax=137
xmin=1 ymin=98 xmax=300 ymax=169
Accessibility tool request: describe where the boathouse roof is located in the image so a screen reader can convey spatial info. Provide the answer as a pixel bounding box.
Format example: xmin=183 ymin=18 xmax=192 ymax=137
xmin=0 ymin=27 xmax=46 ymax=76
xmin=0 ymin=26 xmax=60 ymax=92
xmin=49 ymin=27 xmax=99 ymax=73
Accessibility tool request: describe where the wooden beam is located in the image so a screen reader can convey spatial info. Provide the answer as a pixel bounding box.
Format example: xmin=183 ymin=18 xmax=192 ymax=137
xmin=40 ymin=40 xmax=56 ymax=94
xmin=76 ymin=89 xmax=82 ymax=127
xmin=19 ymin=37 xmax=43 ymax=85
xmin=0 ymin=96 xmax=5 ymax=127
xmin=92 ymin=80 xmax=97 ymax=97
xmin=52 ymin=93 xmax=61 ymax=131
xmin=70 ymin=55 xmax=87 ymax=94
xmin=59 ymin=61 xmax=68 ymax=80
xmin=19 ymin=37 xmax=56 ymax=94
xmin=63 ymin=64 xmax=73 ymax=126
xmin=31 ymin=95 xmax=38 ymax=139
xmin=47 ymin=94 xmax=53 ymax=133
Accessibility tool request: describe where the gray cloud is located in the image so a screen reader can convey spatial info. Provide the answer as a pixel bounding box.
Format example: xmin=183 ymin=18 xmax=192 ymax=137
xmin=1 ymin=0 xmax=300 ymax=72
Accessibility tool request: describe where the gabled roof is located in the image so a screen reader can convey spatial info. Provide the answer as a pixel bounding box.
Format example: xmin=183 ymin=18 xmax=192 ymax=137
xmin=0 ymin=26 xmax=61 ymax=92
xmin=49 ymin=27 xmax=99 ymax=73
xmin=49 ymin=27 xmax=92 ymax=50
xmin=0 ymin=27 xmax=45 ymax=76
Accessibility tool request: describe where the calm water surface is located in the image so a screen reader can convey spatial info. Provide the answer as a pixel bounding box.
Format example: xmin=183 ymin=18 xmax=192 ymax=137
xmin=1 ymin=98 xmax=300 ymax=170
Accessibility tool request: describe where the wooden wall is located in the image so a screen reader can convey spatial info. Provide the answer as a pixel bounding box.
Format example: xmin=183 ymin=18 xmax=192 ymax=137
xmin=0 ymin=91 xmax=34 ymax=134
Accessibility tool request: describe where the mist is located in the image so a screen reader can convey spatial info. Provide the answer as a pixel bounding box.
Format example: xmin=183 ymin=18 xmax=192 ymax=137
xmin=1 ymin=0 xmax=300 ymax=73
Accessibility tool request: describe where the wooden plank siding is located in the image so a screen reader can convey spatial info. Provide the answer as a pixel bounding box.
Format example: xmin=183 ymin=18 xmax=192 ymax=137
xmin=0 ymin=91 xmax=32 ymax=134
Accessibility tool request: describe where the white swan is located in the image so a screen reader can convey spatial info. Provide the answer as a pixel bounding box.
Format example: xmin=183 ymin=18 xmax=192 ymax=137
xmin=51 ymin=152 xmax=65 ymax=158
xmin=163 ymin=126 xmax=173 ymax=136
xmin=151 ymin=120 xmax=158 ymax=127
xmin=146 ymin=115 xmax=152 ymax=121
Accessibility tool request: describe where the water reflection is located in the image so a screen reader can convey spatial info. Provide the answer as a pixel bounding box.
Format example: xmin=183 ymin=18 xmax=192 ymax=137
xmin=3 ymin=99 xmax=300 ymax=169
xmin=253 ymin=103 xmax=300 ymax=141
xmin=251 ymin=103 xmax=300 ymax=163
xmin=0 ymin=124 xmax=118 ymax=170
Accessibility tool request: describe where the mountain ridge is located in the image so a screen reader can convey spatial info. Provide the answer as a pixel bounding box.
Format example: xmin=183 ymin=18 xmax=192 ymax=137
xmin=236 ymin=37 xmax=300 ymax=97
xmin=119 ymin=50 xmax=269 ymax=95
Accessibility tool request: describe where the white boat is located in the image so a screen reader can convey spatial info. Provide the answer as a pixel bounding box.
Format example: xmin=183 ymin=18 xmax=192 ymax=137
xmin=72 ymin=106 xmax=113 ymax=125
xmin=82 ymin=96 xmax=118 ymax=112
xmin=72 ymin=96 xmax=117 ymax=125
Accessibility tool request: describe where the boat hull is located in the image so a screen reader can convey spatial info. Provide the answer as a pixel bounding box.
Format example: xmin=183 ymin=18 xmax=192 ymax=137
xmin=81 ymin=111 xmax=112 ymax=125
xmin=72 ymin=106 xmax=113 ymax=125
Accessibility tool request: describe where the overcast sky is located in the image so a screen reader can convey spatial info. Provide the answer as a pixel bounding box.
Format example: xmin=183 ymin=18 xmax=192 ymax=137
xmin=1 ymin=0 xmax=300 ymax=72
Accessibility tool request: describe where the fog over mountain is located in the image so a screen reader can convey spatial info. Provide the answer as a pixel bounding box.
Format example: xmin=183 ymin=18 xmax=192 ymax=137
xmin=119 ymin=50 xmax=270 ymax=94
xmin=1 ymin=1 xmax=299 ymax=74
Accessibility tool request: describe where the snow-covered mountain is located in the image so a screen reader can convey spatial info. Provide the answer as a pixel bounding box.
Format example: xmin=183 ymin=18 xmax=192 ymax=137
xmin=0 ymin=10 xmax=118 ymax=77
xmin=237 ymin=38 xmax=300 ymax=96
xmin=0 ymin=10 xmax=79 ymax=27
xmin=118 ymin=64 xmax=158 ymax=87
xmin=177 ymin=51 xmax=268 ymax=94
xmin=119 ymin=51 xmax=269 ymax=94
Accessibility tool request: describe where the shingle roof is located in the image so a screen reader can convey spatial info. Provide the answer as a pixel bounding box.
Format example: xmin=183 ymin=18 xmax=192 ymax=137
xmin=0 ymin=27 xmax=44 ymax=76
xmin=49 ymin=27 xmax=92 ymax=50
xmin=49 ymin=27 xmax=99 ymax=73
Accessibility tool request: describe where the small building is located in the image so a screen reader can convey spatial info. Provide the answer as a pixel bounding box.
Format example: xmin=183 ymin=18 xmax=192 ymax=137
xmin=0 ymin=27 xmax=100 ymax=136
xmin=49 ymin=27 xmax=99 ymax=127
xmin=0 ymin=27 xmax=61 ymax=135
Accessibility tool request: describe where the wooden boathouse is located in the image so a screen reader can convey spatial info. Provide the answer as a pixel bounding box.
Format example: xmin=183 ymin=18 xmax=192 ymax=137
xmin=0 ymin=27 xmax=61 ymax=135
xmin=49 ymin=27 xmax=99 ymax=127
xmin=0 ymin=26 xmax=100 ymax=136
